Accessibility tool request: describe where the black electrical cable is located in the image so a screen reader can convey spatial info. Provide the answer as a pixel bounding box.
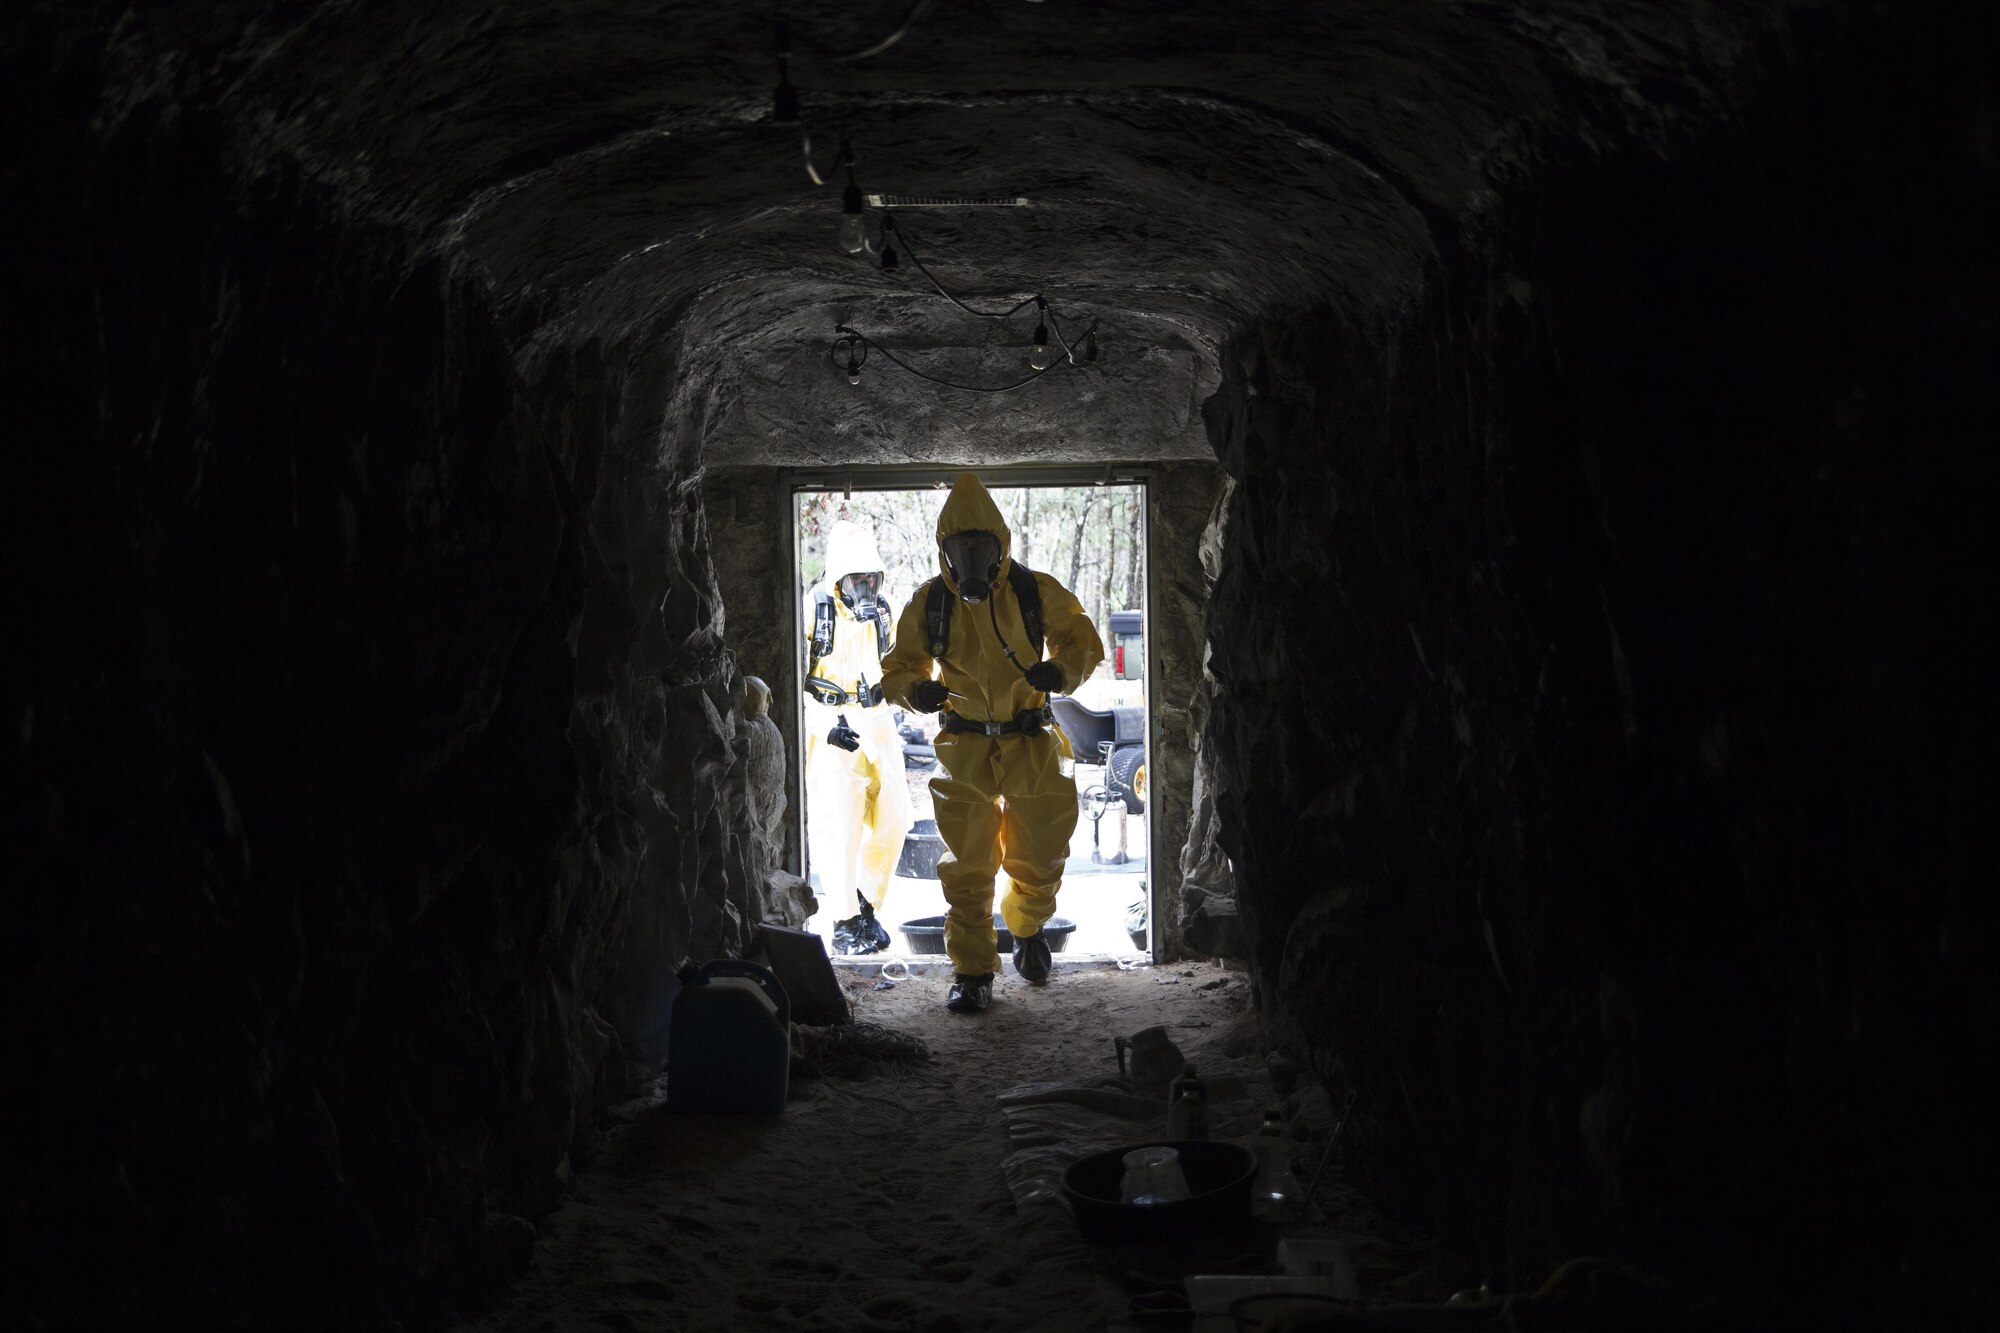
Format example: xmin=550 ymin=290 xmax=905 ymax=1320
xmin=884 ymin=216 xmax=1044 ymax=321
xmin=834 ymin=326 xmax=1065 ymax=394
xmin=782 ymin=0 xmax=935 ymax=63
xmin=1043 ymin=303 xmax=1099 ymax=366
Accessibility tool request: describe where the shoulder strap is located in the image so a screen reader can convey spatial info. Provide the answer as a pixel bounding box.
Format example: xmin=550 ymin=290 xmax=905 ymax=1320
xmin=923 ymin=577 xmax=953 ymax=657
xmin=809 ymin=589 xmax=836 ymax=672
xmin=1007 ymin=560 xmax=1045 ymax=656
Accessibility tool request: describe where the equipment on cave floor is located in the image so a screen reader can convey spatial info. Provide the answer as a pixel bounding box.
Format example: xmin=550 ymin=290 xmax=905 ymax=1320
xmin=789 ymin=1019 xmax=930 ymax=1080
xmin=1166 ymin=1064 xmax=1210 ymax=1140
xmin=755 ymin=923 xmax=850 ymax=1026
xmin=831 ymin=896 xmax=891 ymax=955
xmin=1119 ymin=1145 xmax=1192 ymax=1205
xmin=666 ymin=959 xmax=791 ymax=1115
xmin=1249 ymin=1110 xmax=1303 ymax=1220
xmin=1114 ymin=1024 xmax=1185 ymax=1093
xmin=1061 ymin=1139 xmax=1254 ymax=1243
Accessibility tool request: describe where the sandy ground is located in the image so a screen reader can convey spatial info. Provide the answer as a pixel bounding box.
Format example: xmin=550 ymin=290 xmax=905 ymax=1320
xmin=455 ymin=966 xmax=1421 ymax=1333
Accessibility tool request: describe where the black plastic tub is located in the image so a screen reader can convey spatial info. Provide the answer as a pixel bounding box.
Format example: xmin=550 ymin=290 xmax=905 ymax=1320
xmin=897 ymin=913 xmax=1075 ymax=956
xmin=895 ymin=819 xmax=945 ymax=879
xmin=1061 ymin=1140 xmax=1256 ymax=1244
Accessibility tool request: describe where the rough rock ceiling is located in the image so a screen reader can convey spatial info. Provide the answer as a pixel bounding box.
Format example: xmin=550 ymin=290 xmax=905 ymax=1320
xmin=80 ymin=0 xmax=1783 ymax=464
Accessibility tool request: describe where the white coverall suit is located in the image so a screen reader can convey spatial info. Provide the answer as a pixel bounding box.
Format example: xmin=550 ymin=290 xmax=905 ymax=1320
xmin=804 ymin=522 xmax=914 ymax=913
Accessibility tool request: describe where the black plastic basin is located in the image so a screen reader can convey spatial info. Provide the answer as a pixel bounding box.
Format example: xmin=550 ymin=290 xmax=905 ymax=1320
xmin=895 ymin=819 xmax=945 ymax=878
xmin=897 ymin=913 xmax=1075 ymax=956
xmin=1061 ymin=1140 xmax=1256 ymax=1244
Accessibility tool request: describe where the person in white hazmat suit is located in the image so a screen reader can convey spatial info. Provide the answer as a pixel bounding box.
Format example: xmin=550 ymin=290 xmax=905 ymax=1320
xmin=803 ymin=520 xmax=915 ymax=952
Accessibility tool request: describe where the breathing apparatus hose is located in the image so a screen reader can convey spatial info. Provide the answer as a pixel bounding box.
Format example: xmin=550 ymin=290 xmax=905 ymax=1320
xmin=987 ymin=595 xmax=1036 ymax=686
xmin=984 ymin=596 xmax=1056 ymax=738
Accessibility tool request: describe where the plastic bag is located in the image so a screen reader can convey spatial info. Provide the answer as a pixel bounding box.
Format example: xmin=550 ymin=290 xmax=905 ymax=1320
xmin=831 ymin=899 xmax=892 ymax=955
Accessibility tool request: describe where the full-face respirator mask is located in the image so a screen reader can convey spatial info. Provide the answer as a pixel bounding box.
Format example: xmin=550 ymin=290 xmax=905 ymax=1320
xmin=837 ymin=571 xmax=881 ymax=617
xmin=940 ymin=529 xmax=1004 ymax=604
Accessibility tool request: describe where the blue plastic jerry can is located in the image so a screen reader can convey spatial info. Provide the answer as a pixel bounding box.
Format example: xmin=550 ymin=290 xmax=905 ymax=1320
xmin=665 ymin=959 xmax=791 ymax=1115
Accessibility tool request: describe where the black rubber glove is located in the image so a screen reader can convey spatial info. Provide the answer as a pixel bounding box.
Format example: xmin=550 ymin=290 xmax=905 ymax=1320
xmin=911 ymin=680 xmax=950 ymax=713
xmin=1024 ymin=660 xmax=1066 ymax=693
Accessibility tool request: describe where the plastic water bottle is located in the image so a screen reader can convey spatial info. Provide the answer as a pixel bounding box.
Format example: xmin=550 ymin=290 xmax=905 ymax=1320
xmin=1166 ymin=1063 xmax=1209 ymax=1140
xmin=1250 ymin=1110 xmax=1302 ymax=1219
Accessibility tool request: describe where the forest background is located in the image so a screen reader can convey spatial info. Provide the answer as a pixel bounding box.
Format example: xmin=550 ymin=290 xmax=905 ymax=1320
xmin=796 ymin=484 xmax=1145 ymax=653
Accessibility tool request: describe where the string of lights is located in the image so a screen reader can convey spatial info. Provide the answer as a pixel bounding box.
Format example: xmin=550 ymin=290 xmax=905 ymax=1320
xmin=832 ymin=325 xmax=1091 ymax=395
xmin=765 ymin=14 xmax=1107 ymax=394
xmin=832 ymin=206 xmax=1102 ymax=390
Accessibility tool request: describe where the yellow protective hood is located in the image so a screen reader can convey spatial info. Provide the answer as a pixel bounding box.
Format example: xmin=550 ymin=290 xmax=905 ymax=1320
xmin=935 ymin=472 xmax=1012 ymax=593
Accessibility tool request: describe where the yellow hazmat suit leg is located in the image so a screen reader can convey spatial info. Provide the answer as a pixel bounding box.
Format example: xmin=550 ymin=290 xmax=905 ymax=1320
xmin=805 ymin=702 xmax=913 ymax=911
xmin=932 ymin=772 xmax=1006 ymax=978
xmin=931 ymin=727 xmax=1078 ymax=977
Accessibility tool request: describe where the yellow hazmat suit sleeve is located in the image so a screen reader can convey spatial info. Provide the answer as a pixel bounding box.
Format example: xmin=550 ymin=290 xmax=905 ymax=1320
xmin=1032 ymin=571 xmax=1104 ymax=695
xmin=880 ymin=594 xmax=938 ymax=713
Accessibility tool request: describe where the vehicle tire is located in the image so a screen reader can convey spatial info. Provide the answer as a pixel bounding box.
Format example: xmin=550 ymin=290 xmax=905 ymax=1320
xmin=1109 ymin=745 xmax=1146 ymax=814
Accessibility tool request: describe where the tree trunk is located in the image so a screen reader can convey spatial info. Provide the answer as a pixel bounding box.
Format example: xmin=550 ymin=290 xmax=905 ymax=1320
xmin=1101 ymin=494 xmax=1118 ymax=626
xmin=1125 ymin=489 xmax=1143 ymax=611
xmin=1069 ymin=491 xmax=1095 ymax=591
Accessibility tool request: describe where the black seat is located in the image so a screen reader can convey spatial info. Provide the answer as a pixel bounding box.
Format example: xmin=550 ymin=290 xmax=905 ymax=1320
xmin=1049 ymin=696 xmax=1116 ymax=762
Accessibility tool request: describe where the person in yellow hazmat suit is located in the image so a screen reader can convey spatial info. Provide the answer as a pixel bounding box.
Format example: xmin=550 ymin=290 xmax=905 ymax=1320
xmin=882 ymin=474 xmax=1104 ymax=1012
xmin=803 ymin=519 xmax=914 ymax=953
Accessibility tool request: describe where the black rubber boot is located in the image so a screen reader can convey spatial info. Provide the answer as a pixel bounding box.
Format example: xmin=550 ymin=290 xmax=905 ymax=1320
xmin=946 ymin=973 xmax=993 ymax=1013
xmin=1013 ymin=931 xmax=1053 ymax=985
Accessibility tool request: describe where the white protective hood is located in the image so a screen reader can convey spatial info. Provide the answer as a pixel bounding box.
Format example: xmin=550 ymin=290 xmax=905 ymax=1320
xmin=823 ymin=519 xmax=885 ymax=582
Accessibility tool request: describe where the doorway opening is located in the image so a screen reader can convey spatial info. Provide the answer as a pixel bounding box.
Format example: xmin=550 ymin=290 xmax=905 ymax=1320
xmin=790 ymin=471 xmax=1153 ymax=967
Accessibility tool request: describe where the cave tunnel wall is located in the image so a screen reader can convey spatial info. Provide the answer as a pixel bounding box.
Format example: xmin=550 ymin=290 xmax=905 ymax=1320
xmin=1206 ymin=15 xmax=1991 ymax=1324
xmin=8 ymin=52 xmax=759 ymax=1329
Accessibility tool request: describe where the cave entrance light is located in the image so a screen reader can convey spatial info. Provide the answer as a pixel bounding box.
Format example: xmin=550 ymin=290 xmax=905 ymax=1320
xmin=789 ymin=469 xmax=1156 ymax=971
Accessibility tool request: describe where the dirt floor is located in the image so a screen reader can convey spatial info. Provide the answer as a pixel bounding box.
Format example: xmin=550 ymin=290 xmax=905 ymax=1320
xmin=457 ymin=966 xmax=1425 ymax=1333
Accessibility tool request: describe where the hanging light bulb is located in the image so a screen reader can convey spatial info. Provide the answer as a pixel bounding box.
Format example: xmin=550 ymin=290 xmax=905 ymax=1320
xmin=836 ymin=145 xmax=866 ymax=255
xmin=833 ymin=331 xmax=867 ymax=386
xmin=1029 ymin=298 xmax=1053 ymax=370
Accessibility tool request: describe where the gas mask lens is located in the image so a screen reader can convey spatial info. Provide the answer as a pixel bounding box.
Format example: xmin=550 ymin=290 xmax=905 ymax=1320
xmin=941 ymin=530 xmax=1003 ymax=603
xmin=838 ymin=572 xmax=880 ymax=611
